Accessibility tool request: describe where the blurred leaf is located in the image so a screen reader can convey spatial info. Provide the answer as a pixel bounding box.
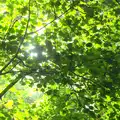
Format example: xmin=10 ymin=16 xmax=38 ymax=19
xmin=5 ymin=100 xmax=14 ymax=109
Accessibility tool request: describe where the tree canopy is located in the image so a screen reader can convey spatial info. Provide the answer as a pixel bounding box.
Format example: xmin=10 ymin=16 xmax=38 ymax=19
xmin=0 ymin=0 xmax=120 ymax=119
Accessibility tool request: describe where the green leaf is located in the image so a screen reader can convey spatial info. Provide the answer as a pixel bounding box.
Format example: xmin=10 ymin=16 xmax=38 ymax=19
xmin=86 ymin=43 xmax=92 ymax=47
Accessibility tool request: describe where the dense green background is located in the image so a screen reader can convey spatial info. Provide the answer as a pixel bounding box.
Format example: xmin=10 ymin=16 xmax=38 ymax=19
xmin=0 ymin=0 xmax=120 ymax=119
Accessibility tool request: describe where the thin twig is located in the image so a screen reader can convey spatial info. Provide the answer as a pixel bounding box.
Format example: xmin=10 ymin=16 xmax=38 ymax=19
xmin=70 ymin=85 xmax=82 ymax=109
xmin=3 ymin=16 xmax=22 ymax=40
xmin=16 ymin=57 xmax=32 ymax=68
xmin=72 ymin=72 xmax=105 ymax=89
xmin=72 ymin=72 xmax=90 ymax=80
xmin=27 ymin=0 xmax=79 ymax=35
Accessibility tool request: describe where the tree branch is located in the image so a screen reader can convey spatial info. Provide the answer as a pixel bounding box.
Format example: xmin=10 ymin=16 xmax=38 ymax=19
xmin=0 ymin=61 xmax=20 ymax=75
xmin=0 ymin=75 xmax=23 ymax=99
xmin=0 ymin=0 xmax=31 ymax=75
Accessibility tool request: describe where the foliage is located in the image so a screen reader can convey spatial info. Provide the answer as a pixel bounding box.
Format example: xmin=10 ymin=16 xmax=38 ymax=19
xmin=0 ymin=0 xmax=120 ymax=119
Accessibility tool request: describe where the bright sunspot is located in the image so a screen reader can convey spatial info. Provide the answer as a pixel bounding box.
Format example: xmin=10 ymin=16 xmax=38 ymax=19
xmin=30 ymin=52 xmax=38 ymax=57
xmin=26 ymin=44 xmax=38 ymax=58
